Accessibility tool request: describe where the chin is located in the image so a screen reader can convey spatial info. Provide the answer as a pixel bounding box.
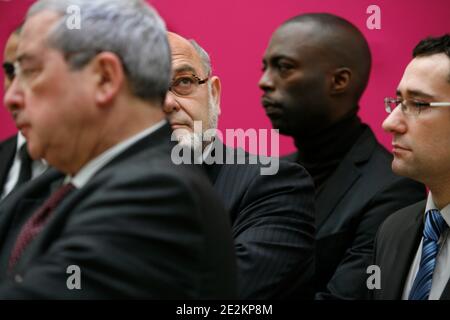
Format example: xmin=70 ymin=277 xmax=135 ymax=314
xmin=392 ymin=159 xmax=418 ymax=181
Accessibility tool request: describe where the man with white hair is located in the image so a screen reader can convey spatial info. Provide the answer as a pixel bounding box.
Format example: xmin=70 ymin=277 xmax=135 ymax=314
xmin=0 ymin=0 xmax=236 ymax=299
xmin=164 ymin=32 xmax=315 ymax=299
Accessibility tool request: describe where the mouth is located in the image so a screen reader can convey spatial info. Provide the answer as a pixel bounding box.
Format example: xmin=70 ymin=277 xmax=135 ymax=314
xmin=392 ymin=143 xmax=411 ymax=154
xmin=170 ymin=123 xmax=192 ymax=131
xmin=261 ymin=97 xmax=283 ymax=117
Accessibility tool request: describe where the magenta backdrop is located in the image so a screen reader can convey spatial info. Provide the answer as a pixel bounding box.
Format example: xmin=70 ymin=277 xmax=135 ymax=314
xmin=1 ymin=0 xmax=449 ymax=155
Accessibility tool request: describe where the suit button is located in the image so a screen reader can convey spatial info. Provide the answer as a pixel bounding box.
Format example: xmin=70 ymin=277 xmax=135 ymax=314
xmin=14 ymin=274 xmax=23 ymax=283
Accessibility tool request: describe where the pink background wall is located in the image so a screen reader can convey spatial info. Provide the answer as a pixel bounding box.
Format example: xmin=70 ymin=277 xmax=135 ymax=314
xmin=1 ymin=0 xmax=449 ymax=155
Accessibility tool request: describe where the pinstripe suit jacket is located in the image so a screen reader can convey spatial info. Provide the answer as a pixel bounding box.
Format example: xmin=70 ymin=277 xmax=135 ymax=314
xmin=203 ymin=141 xmax=315 ymax=299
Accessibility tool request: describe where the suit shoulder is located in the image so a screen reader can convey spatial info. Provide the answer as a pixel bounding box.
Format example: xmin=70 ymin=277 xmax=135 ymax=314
xmin=281 ymin=151 xmax=298 ymax=162
xmin=219 ymin=152 xmax=310 ymax=186
xmin=103 ymin=147 xmax=211 ymax=190
xmin=378 ymin=200 xmax=425 ymax=237
xmin=0 ymin=135 xmax=17 ymax=150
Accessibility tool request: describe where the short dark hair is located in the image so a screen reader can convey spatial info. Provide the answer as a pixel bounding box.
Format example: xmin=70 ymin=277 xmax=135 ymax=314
xmin=413 ymin=34 xmax=450 ymax=58
xmin=413 ymin=34 xmax=450 ymax=83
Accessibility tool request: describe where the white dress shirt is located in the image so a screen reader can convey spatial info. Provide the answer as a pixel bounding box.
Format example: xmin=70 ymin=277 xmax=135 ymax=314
xmin=0 ymin=132 xmax=48 ymax=200
xmin=65 ymin=120 xmax=166 ymax=189
xmin=402 ymin=192 xmax=450 ymax=300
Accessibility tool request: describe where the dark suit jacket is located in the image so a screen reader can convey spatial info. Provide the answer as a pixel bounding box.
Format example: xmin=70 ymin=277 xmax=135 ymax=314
xmin=373 ymin=200 xmax=450 ymax=300
xmin=203 ymin=142 xmax=315 ymax=299
xmin=0 ymin=135 xmax=17 ymax=196
xmin=0 ymin=124 xmax=237 ymax=299
xmin=285 ymin=125 xmax=426 ymax=299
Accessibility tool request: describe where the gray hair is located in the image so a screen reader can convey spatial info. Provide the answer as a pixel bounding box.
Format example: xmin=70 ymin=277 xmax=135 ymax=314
xmin=188 ymin=39 xmax=219 ymax=131
xmin=189 ymin=39 xmax=212 ymax=77
xmin=27 ymin=0 xmax=171 ymax=103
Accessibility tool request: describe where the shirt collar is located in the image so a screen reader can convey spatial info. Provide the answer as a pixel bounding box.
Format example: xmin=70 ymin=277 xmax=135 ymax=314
xmin=425 ymin=192 xmax=450 ymax=227
xmin=66 ymin=119 xmax=166 ymax=189
xmin=16 ymin=131 xmax=49 ymax=168
xmin=16 ymin=131 xmax=26 ymax=152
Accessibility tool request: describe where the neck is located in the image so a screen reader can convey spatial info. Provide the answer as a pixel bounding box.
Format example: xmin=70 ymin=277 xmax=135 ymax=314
xmin=428 ymin=177 xmax=450 ymax=209
xmin=65 ymin=99 xmax=165 ymax=176
xmin=293 ymin=109 xmax=363 ymax=190
xmin=294 ymin=109 xmax=362 ymax=161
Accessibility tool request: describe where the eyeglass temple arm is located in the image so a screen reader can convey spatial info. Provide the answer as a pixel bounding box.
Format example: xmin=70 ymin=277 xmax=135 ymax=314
xmin=430 ymin=102 xmax=450 ymax=107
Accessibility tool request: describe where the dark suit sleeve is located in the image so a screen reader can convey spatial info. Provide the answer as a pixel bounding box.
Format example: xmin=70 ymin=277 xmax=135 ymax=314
xmin=316 ymin=177 xmax=425 ymax=300
xmin=0 ymin=167 xmax=236 ymax=299
xmin=232 ymin=161 xmax=315 ymax=299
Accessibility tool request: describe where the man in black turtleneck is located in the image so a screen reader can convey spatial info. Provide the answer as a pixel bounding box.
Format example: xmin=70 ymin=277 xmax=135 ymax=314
xmin=259 ymin=13 xmax=426 ymax=299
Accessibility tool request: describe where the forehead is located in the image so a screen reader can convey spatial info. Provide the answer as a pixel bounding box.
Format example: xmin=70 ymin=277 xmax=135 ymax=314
xmin=265 ymin=22 xmax=324 ymax=60
xmin=3 ymin=33 xmax=20 ymax=62
xmin=17 ymin=11 xmax=61 ymax=61
xmin=168 ymin=33 xmax=205 ymax=75
xmin=398 ymin=54 xmax=450 ymax=99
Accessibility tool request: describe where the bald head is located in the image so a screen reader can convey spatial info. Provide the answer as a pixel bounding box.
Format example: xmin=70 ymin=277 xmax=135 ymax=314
xmin=168 ymin=32 xmax=211 ymax=77
xmin=280 ymin=13 xmax=372 ymax=103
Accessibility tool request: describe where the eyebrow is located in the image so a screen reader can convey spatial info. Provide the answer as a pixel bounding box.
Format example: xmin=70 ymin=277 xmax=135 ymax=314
xmin=266 ymin=53 xmax=296 ymax=62
xmin=396 ymin=89 xmax=435 ymax=100
xmin=173 ymin=64 xmax=198 ymax=76
xmin=16 ymin=53 xmax=38 ymax=64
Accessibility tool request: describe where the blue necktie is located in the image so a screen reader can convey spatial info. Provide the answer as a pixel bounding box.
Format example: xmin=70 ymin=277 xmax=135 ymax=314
xmin=409 ymin=209 xmax=448 ymax=300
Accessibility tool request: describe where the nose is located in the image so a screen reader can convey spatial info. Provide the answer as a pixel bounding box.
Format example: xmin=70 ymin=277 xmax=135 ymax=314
xmin=382 ymin=106 xmax=407 ymax=135
xmin=258 ymin=70 xmax=275 ymax=92
xmin=163 ymin=91 xmax=181 ymax=114
xmin=3 ymin=78 xmax=25 ymax=116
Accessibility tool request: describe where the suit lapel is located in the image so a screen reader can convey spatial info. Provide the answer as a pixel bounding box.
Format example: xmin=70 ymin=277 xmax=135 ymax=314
xmin=106 ymin=122 xmax=174 ymax=169
xmin=0 ymin=168 xmax=64 ymax=276
xmin=316 ymin=161 xmax=361 ymax=228
xmin=382 ymin=202 xmax=424 ymax=299
xmin=440 ymin=278 xmax=450 ymax=299
xmin=202 ymin=140 xmax=228 ymax=184
xmin=0 ymin=135 xmax=17 ymax=192
xmin=316 ymin=127 xmax=375 ymax=229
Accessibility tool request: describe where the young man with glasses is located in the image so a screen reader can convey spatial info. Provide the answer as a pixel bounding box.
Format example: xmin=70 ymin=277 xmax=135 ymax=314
xmin=373 ymin=34 xmax=450 ymax=300
xmin=0 ymin=27 xmax=47 ymax=201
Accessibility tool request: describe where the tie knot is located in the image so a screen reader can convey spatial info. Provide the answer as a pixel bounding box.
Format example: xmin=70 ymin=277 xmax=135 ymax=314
xmin=424 ymin=209 xmax=448 ymax=242
xmin=47 ymin=183 xmax=76 ymax=209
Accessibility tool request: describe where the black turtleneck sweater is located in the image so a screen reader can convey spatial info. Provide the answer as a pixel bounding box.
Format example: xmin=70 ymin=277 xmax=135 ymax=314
xmin=294 ymin=110 xmax=364 ymax=194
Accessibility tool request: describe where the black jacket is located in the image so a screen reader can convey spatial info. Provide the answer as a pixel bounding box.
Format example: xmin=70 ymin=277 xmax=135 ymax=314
xmin=373 ymin=200 xmax=450 ymax=300
xmin=0 ymin=135 xmax=17 ymax=196
xmin=0 ymin=124 xmax=237 ymax=299
xmin=286 ymin=126 xmax=426 ymax=299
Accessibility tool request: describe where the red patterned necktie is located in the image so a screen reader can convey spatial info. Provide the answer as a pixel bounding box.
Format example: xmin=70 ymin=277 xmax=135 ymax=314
xmin=9 ymin=183 xmax=75 ymax=271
